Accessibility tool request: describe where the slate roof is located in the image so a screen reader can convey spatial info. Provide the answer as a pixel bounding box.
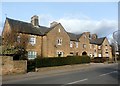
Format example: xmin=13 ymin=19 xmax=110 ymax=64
xmin=67 ymin=32 xmax=82 ymax=41
xmin=90 ymin=37 xmax=106 ymax=45
xmin=6 ymin=18 xmax=51 ymax=36
xmin=5 ymin=17 xmax=107 ymax=44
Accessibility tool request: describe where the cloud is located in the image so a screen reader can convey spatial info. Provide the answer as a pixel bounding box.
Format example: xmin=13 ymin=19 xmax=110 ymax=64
xmin=57 ymin=18 xmax=117 ymax=38
xmin=38 ymin=14 xmax=54 ymax=27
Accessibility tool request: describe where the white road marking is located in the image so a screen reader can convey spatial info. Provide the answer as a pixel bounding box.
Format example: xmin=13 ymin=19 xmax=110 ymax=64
xmin=67 ymin=78 xmax=88 ymax=84
xmin=99 ymin=71 xmax=117 ymax=76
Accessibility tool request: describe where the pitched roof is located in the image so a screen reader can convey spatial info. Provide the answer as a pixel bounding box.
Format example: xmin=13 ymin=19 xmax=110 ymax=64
xmin=90 ymin=37 xmax=106 ymax=45
xmin=6 ymin=17 xmax=101 ymax=43
xmin=6 ymin=17 xmax=51 ymax=36
xmin=67 ymin=32 xmax=83 ymax=41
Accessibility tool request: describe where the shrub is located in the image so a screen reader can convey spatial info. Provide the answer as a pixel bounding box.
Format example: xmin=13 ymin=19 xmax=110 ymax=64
xmin=35 ymin=56 xmax=90 ymax=68
xmin=27 ymin=60 xmax=36 ymax=72
xmin=91 ymin=57 xmax=109 ymax=63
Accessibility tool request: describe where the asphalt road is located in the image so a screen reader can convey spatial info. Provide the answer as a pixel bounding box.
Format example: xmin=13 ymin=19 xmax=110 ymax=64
xmin=3 ymin=63 xmax=119 ymax=85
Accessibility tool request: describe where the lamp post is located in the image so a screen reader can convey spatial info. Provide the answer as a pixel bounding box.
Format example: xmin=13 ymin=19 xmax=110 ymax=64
xmin=113 ymin=30 xmax=120 ymax=63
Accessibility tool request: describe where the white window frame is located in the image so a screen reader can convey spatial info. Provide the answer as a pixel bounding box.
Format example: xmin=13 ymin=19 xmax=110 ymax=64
xmin=98 ymin=54 xmax=102 ymax=57
xmin=56 ymin=51 xmax=63 ymax=57
xmin=106 ymin=53 xmax=109 ymax=57
xmin=29 ymin=36 xmax=36 ymax=45
xmin=57 ymin=38 xmax=62 ymax=45
xmin=98 ymin=46 xmax=101 ymax=49
xmin=105 ymin=52 xmax=109 ymax=57
xmin=83 ymin=44 xmax=86 ymax=48
xmin=28 ymin=51 xmax=37 ymax=60
xmin=89 ymin=53 xmax=92 ymax=57
xmin=76 ymin=42 xmax=78 ymax=48
xmin=70 ymin=41 xmax=73 ymax=47
xmin=17 ymin=35 xmax=20 ymax=43
xmin=58 ymin=28 xmax=61 ymax=32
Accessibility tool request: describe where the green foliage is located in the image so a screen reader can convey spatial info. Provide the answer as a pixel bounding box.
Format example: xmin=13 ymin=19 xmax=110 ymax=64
xmin=34 ymin=56 xmax=90 ymax=68
xmin=27 ymin=60 xmax=36 ymax=72
xmin=2 ymin=47 xmax=28 ymax=60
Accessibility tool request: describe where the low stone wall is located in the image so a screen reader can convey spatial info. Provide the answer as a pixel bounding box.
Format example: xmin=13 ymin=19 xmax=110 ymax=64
xmin=0 ymin=56 xmax=27 ymax=75
xmin=12 ymin=60 xmax=27 ymax=74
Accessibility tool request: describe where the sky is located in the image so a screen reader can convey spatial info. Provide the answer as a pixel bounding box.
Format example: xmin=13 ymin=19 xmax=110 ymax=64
xmin=1 ymin=2 xmax=118 ymax=43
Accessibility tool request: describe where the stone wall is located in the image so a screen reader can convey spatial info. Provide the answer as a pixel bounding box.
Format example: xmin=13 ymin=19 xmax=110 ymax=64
xmin=0 ymin=56 xmax=27 ymax=75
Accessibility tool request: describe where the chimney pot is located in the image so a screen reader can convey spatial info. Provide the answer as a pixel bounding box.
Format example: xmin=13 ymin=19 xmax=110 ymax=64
xmin=31 ymin=15 xmax=39 ymax=26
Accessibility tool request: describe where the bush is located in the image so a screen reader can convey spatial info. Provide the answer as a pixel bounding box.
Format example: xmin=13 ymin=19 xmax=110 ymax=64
xmin=27 ymin=60 xmax=36 ymax=72
xmin=91 ymin=57 xmax=109 ymax=63
xmin=35 ymin=55 xmax=90 ymax=68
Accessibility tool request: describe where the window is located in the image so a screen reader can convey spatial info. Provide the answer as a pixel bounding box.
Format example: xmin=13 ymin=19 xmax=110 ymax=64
xmin=70 ymin=52 xmax=74 ymax=55
xmin=106 ymin=53 xmax=109 ymax=57
xmin=29 ymin=36 xmax=36 ymax=45
xmin=89 ymin=34 xmax=91 ymax=39
xmin=105 ymin=45 xmax=107 ymax=46
xmin=76 ymin=42 xmax=78 ymax=48
xmin=58 ymin=29 xmax=61 ymax=32
xmin=57 ymin=39 xmax=62 ymax=45
xmin=28 ymin=51 xmax=37 ymax=60
xmin=56 ymin=51 xmax=63 ymax=57
xmin=89 ymin=53 xmax=92 ymax=57
xmin=98 ymin=54 xmax=102 ymax=57
xmin=83 ymin=44 xmax=86 ymax=48
xmin=98 ymin=46 xmax=101 ymax=49
xmin=70 ymin=41 xmax=73 ymax=47
xmin=17 ymin=36 xmax=20 ymax=43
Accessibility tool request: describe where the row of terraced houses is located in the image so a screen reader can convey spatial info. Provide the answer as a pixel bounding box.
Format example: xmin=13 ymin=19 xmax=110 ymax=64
xmin=2 ymin=15 xmax=112 ymax=60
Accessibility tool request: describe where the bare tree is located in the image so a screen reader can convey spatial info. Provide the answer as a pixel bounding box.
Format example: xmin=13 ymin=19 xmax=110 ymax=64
xmin=2 ymin=29 xmax=29 ymax=60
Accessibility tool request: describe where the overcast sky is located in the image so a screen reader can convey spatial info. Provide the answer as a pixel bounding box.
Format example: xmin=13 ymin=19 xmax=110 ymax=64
xmin=1 ymin=2 xmax=118 ymax=42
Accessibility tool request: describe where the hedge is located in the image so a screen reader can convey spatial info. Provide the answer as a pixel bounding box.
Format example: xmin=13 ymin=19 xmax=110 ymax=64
xmin=34 ymin=55 xmax=90 ymax=68
xmin=91 ymin=57 xmax=109 ymax=63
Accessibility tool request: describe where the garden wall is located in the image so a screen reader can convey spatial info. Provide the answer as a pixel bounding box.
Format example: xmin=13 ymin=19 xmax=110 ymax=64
xmin=0 ymin=56 xmax=27 ymax=75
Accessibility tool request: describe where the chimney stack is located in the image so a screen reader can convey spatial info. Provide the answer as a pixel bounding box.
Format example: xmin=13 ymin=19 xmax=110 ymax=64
xmin=91 ymin=34 xmax=98 ymax=39
xmin=31 ymin=15 xmax=39 ymax=26
xmin=50 ymin=21 xmax=58 ymax=27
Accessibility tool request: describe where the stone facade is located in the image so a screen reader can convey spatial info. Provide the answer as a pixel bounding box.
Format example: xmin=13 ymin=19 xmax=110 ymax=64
xmin=43 ymin=24 xmax=70 ymax=57
xmin=1 ymin=56 xmax=27 ymax=75
xmin=2 ymin=15 xmax=113 ymax=60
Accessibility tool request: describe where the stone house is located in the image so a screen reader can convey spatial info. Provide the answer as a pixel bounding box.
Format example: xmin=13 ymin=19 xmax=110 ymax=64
xmin=2 ymin=15 xmax=112 ymax=60
xmin=90 ymin=37 xmax=112 ymax=59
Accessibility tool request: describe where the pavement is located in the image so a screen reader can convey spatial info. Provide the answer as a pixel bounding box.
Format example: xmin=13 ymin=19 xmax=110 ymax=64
xmin=2 ymin=62 xmax=118 ymax=84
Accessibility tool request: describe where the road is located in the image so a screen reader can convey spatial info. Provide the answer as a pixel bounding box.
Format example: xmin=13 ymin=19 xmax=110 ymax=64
xmin=2 ymin=63 xmax=119 ymax=85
